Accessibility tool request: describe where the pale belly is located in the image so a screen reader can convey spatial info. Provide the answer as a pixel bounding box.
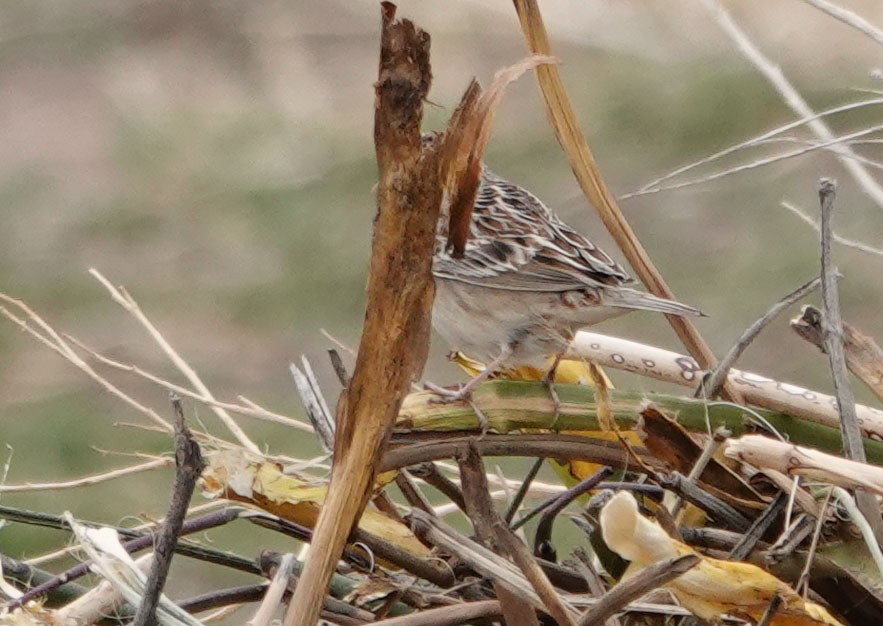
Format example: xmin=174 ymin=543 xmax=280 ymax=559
xmin=432 ymin=278 xmax=626 ymax=370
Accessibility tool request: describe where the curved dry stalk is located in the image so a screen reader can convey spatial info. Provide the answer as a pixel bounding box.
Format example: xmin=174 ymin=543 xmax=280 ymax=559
xmin=696 ymin=0 xmax=883 ymax=211
xmin=0 ymin=457 xmax=171 ymax=493
xmin=64 ymin=333 xmax=311 ymax=433
xmin=0 ymin=294 xmax=172 ymax=432
xmin=248 ymin=553 xmax=295 ymax=626
xmin=89 ymin=268 xmax=260 ymax=454
xmin=626 ymin=121 xmax=883 ymax=197
xmin=781 ymin=201 xmax=883 ymax=258
xmin=24 ymin=500 xmax=233 ymax=567
xmin=626 ymin=96 xmax=883 ymax=198
xmin=797 ymin=0 xmax=883 ymax=46
xmin=567 ymin=331 xmax=883 ymax=440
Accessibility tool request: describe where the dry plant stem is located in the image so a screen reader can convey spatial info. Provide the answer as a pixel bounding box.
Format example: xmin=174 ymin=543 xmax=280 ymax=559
xmin=796 ymin=488 xmax=833 ymax=597
xmin=249 ymin=513 xmax=455 ymax=587
xmin=792 ymin=305 xmax=883 ymax=403
xmin=695 ymin=0 xmax=883 ymax=211
xmin=133 ymin=396 xmax=206 ymax=626
xmin=408 ymin=462 xmax=468 ymax=514
xmin=369 ymin=600 xmax=503 ymax=626
xmin=4 ymin=507 xmax=252 ymax=611
xmin=658 ymin=473 xmax=751 ymax=531
xmin=54 ymin=554 xmax=151 ymax=626
xmin=285 ymin=9 xmax=441 ymax=624
xmin=697 ymin=277 xmax=820 ymax=399
xmin=623 ymin=121 xmax=883 ymax=198
xmin=628 ymin=96 xmax=883 ymax=198
xmin=0 ymin=294 xmax=171 ymax=432
xmin=513 ymin=466 xmax=611 ymax=532
xmin=89 ymin=269 xmax=261 ymax=453
xmin=577 ymin=554 xmax=699 ymax=626
xmin=394 ymin=470 xmax=435 ymax=516
xmin=567 ymin=331 xmax=883 ymax=439
xmin=248 ymin=553 xmax=295 ymax=626
xmin=504 ymin=456 xmax=545 ymax=524
xmin=67 ymin=333 xmax=310 ymax=432
xmin=781 ymin=201 xmax=883 ymax=258
xmin=410 ymin=509 xmax=546 ymax=606
xmin=510 ymin=0 xmax=736 ymax=403
xmin=725 ymin=434 xmax=883 ymax=496
xmin=180 ymin=584 xmax=267 ymax=615
xmin=0 ymin=554 xmax=89 ymax=607
xmin=672 ymin=428 xmax=729 ymax=521
xmin=728 ymin=492 xmax=788 ymax=561
xmin=0 ymin=457 xmax=171 ymax=493
xmin=492 ymin=519 xmax=581 ymax=626
xmin=328 ymin=348 xmax=351 ymax=387
xmin=290 ymin=359 xmax=335 ymax=452
xmin=457 ymin=442 xmax=541 ymax=626
xmin=756 ymin=594 xmax=783 ymax=626
xmin=531 ymin=468 xmax=613 ymax=556
xmin=817 ymin=179 xmax=883 ymax=544
xmin=383 ymin=434 xmax=639 ymax=474
xmin=570 ymin=549 xmax=625 ymax=626
xmin=797 ymin=0 xmax=883 ymax=45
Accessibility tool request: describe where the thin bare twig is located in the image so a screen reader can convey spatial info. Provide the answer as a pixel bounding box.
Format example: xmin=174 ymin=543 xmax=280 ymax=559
xmin=66 ymin=333 xmax=310 ymax=432
xmin=249 ymin=553 xmax=295 ymax=626
xmin=697 ymin=277 xmax=820 ymax=399
xmin=728 ymin=491 xmax=788 ymax=561
xmin=133 ymin=396 xmax=206 ymax=626
xmin=623 ymin=122 xmax=883 ymax=197
xmin=796 ymin=487 xmax=833 ymax=597
xmin=696 ymin=0 xmax=883 ymax=210
xmin=4 ymin=508 xmax=253 ymax=610
xmin=290 ymin=358 xmax=335 ymax=453
xmin=756 ymin=594 xmax=783 ymax=626
xmin=0 ymin=294 xmax=171 ymax=432
xmin=457 ymin=442 xmax=541 ymax=626
xmin=817 ymin=179 xmax=883 ymax=543
xmin=532 ymin=468 xmax=613 ymax=560
xmin=0 ymin=457 xmax=171 ymax=493
xmin=90 ymin=268 xmax=261 ymax=454
xmin=797 ymin=0 xmax=883 ymax=46
xmin=781 ymin=201 xmax=883 ymax=258
xmin=626 ymin=96 xmax=883 ymax=198
xmin=503 ymin=456 xmax=545 ymax=525
xmin=577 ymin=554 xmax=699 ymax=626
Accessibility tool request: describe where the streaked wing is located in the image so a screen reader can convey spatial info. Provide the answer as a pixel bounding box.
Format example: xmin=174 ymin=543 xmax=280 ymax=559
xmin=433 ymin=169 xmax=633 ymax=292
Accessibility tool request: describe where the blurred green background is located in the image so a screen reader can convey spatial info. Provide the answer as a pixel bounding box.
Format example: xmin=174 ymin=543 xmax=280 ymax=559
xmin=2 ymin=0 xmax=883 ymax=618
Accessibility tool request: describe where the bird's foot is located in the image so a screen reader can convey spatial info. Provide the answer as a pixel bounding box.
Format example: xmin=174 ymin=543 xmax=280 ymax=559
xmin=543 ymin=357 xmax=563 ymax=429
xmin=424 ymin=380 xmax=490 ymax=435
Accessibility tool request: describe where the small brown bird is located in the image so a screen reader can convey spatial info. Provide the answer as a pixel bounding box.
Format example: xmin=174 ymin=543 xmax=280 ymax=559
xmin=431 ymin=165 xmax=701 ymax=399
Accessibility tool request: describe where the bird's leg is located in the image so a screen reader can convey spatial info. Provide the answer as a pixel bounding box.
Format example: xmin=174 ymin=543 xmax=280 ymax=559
xmin=543 ymin=352 xmax=564 ymax=428
xmin=425 ymin=344 xmax=513 ymax=433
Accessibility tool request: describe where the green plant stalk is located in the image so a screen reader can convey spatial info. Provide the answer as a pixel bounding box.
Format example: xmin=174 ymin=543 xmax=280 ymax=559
xmin=399 ymin=380 xmax=883 ymax=465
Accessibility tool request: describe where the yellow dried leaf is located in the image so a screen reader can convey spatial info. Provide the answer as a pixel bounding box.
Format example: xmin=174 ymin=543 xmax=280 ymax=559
xmin=599 ymin=491 xmax=843 ymax=626
xmin=201 ymin=451 xmax=429 ymax=558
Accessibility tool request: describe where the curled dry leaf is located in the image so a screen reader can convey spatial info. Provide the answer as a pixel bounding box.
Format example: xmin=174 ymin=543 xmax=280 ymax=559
xmin=200 ymin=451 xmax=429 ymax=558
xmin=440 ymin=54 xmax=558 ymax=256
xmin=600 ymin=491 xmax=843 ymax=625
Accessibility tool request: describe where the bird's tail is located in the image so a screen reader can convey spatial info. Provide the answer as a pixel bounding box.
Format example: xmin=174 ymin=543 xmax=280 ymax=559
xmin=600 ymin=287 xmax=705 ymax=317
